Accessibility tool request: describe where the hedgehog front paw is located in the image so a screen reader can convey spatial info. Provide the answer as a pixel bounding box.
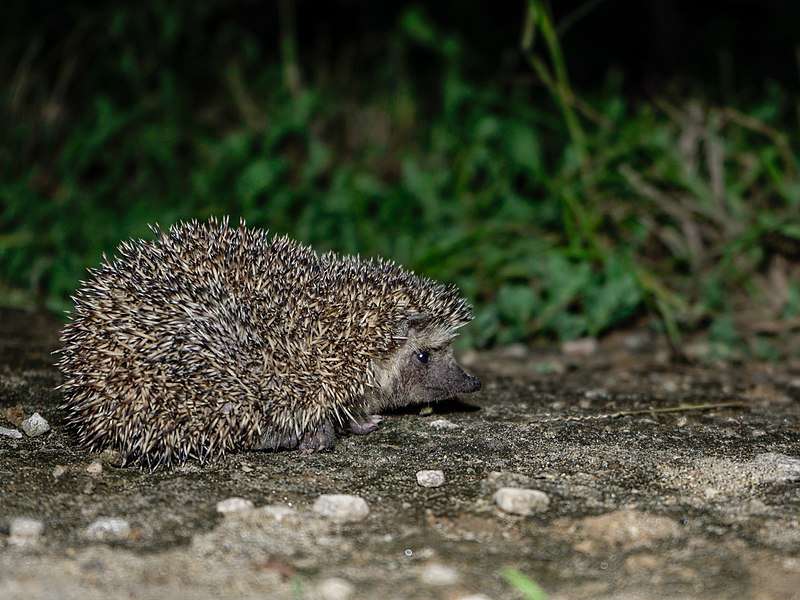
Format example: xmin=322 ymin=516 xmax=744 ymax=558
xmin=256 ymin=430 xmax=300 ymax=451
xmin=348 ymin=414 xmax=383 ymax=435
xmin=299 ymin=421 xmax=335 ymax=452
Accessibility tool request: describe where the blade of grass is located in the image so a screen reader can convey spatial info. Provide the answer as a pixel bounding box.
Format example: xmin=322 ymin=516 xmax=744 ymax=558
xmin=502 ymin=568 xmax=548 ymax=600
xmin=521 ymin=0 xmax=586 ymax=160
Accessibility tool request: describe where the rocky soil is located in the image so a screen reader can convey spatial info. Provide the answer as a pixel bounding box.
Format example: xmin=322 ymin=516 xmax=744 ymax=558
xmin=1 ymin=308 xmax=799 ymax=600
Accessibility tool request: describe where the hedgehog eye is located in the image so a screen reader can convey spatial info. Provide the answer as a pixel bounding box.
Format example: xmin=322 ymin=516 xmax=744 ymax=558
xmin=415 ymin=350 xmax=430 ymax=364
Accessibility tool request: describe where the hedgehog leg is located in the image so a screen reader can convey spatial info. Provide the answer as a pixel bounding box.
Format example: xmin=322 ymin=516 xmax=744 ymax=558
xmin=299 ymin=420 xmax=335 ymax=452
xmin=347 ymin=415 xmax=383 ymax=435
xmin=256 ymin=429 xmax=300 ymax=450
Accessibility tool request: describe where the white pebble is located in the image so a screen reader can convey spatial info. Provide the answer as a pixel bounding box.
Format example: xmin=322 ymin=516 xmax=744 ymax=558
xmin=216 ymin=497 xmax=254 ymax=514
xmin=86 ymin=461 xmax=103 ymax=476
xmin=429 ymin=419 xmax=458 ymax=430
xmin=499 ymin=343 xmax=529 ymax=359
xmin=561 ymin=337 xmax=598 ymax=357
xmin=258 ymin=504 xmax=296 ymax=522
xmin=9 ymin=517 xmax=44 ymax=546
xmin=316 ymin=577 xmax=354 ymax=600
xmin=416 ymin=470 xmax=446 ymax=487
xmin=419 ymin=563 xmax=460 ymax=586
xmin=583 ymin=388 xmax=609 ymax=400
xmin=21 ymin=412 xmax=50 ymax=437
xmin=458 ymin=595 xmax=493 ymax=600
xmin=313 ymin=494 xmax=370 ymax=522
xmin=84 ymin=517 xmax=131 ymax=542
xmin=494 ymin=488 xmax=550 ymax=516
xmin=0 ymin=426 xmax=23 ymax=439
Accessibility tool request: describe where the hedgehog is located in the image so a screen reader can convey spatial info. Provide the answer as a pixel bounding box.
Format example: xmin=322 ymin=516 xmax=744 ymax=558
xmin=56 ymin=217 xmax=480 ymax=469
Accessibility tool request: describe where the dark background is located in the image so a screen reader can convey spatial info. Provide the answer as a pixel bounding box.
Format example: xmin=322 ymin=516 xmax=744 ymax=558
xmin=5 ymin=1 xmax=798 ymax=95
xmin=2 ymin=0 xmax=799 ymax=355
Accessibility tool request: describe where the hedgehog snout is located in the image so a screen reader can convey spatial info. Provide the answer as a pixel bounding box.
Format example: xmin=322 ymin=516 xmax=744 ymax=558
xmin=444 ymin=361 xmax=481 ymax=395
xmin=464 ymin=373 xmax=481 ymax=393
xmin=456 ymin=369 xmax=480 ymax=394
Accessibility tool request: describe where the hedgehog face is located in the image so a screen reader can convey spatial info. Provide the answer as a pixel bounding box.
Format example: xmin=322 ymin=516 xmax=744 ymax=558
xmin=401 ymin=343 xmax=481 ymax=405
xmin=371 ymin=323 xmax=481 ymax=411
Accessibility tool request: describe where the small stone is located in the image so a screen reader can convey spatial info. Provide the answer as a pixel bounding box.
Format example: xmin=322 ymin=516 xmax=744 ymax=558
xmin=561 ymin=337 xmax=597 ymax=357
xmin=572 ymin=510 xmax=680 ymax=550
xmin=21 ymin=412 xmax=50 ymax=437
xmin=3 ymin=405 xmax=25 ymax=426
xmin=746 ymin=499 xmax=768 ymax=514
xmin=313 ymin=494 xmax=370 ymax=522
xmin=257 ymin=504 xmax=296 ymax=522
xmin=574 ymin=539 xmax=596 ymax=555
xmin=86 ymin=461 xmax=103 ymax=476
xmin=9 ymin=517 xmax=44 ymax=546
xmin=316 ymin=577 xmax=355 ymax=600
xmin=0 ymin=426 xmax=23 ymax=439
xmin=458 ymin=595 xmax=493 ymax=600
xmin=419 ymin=563 xmax=460 ymax=586
xmin=429 ymin=418 xmax=458 ymax=430
xmin=216 ymin=497 xmax=254 ymax=514
xmin=494 ymin=488 xmax=550 ymax=516
xmin=654 ymin=350 xmax=671 ymax=364
xmin=99 ymin=448 xmax=123 ymax=466
xmin=84 ymin=517 xmax=131 ymax=542
xmin=52 ymin=465 xmax=67 ymax=479
xmin=416 ymin=470 xmax=445 ymax=488
xmin=684 ymin=342 xmax=710 ymax=360
xmin=622 ymin=332 xmax=650 ymax=350
xmin=499 ymin=343 xmax=529 ymax=359
xmin=661 ymin=379 xmax=680 ymax=394
xmin=624 ymin=553 xmax=660 ymax=573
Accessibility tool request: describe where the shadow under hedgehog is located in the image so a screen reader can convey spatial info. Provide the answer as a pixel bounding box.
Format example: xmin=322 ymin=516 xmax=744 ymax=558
xmin=57 ymin=217 xmax=480 ymax=469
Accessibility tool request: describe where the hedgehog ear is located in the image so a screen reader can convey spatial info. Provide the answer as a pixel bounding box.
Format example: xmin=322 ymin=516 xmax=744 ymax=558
xmin=406 ymin=313 xmax=430 ymax=333
xmin=407 ymin=312 xmax=429 ymax=327
xmin=395 ymin=313 xmax=430 ymax=341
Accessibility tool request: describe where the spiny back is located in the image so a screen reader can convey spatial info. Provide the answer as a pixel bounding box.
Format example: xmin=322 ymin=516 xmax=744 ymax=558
xmin=57 ymin=217 xmax=471 ymax=468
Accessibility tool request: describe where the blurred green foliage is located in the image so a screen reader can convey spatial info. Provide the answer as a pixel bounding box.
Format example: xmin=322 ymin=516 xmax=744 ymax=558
xmin=1 ymin=2 xmax=799 ymax=352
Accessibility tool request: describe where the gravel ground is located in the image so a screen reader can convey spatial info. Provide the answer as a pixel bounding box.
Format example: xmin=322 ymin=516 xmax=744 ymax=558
xmin=1 ymin=308 xmax=799 ymax=600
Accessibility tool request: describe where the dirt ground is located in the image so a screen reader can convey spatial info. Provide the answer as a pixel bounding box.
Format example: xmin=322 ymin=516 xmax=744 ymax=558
xmin=1 ymin=307 xmax=799 ymax=600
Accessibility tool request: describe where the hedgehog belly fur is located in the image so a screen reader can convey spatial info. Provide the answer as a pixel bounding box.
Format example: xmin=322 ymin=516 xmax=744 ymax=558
xmin=56 ymin=217 xmax=472 ymax=468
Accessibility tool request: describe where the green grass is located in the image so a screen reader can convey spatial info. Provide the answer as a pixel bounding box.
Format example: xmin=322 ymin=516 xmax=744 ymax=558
xmin=503 ymin=567 xmax=548 ymax=600
xmin=1 ymin=4 xmax=798 ymax=353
